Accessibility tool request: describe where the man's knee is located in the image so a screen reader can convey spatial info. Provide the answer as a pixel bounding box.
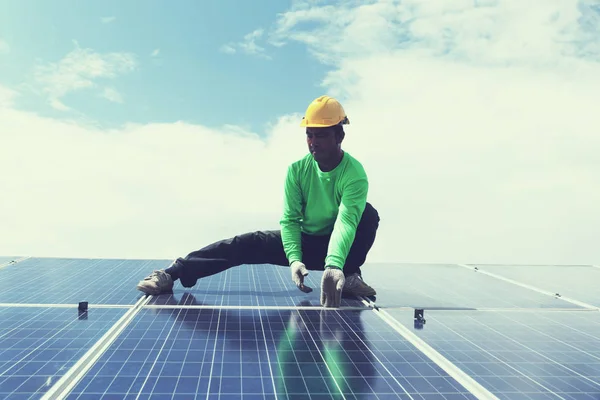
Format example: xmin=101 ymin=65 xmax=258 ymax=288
xmin=358 ymin=202 xmax=380 ymax=232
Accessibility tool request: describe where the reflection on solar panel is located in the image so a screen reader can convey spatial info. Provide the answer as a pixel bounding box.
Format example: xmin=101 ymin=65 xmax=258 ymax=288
xmin=0 ymin=256 xmax=598 ymax=399
xmin=66 ymin=308 xmax=477 ymax=399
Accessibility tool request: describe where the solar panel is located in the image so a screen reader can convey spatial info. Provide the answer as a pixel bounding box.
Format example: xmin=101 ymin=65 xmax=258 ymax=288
xmin=382 ymin=308 xmax=600 ymax=399
xmin=470 ymin=264 xmax=600 ymax=308
xmin=0 ymin=258 xmax=170 ymax=305
xmin=147 ymin=264 xmax=368 ymax=308
xmin=0 ymin=306 xmax=126 ymax=399
xmin=361 ymin=263 xmax=583 ymax=310
xmin=1 ymin=256 xmax=599 ymax=399
xmin=64 ymin=308 xmax=477 ymax=399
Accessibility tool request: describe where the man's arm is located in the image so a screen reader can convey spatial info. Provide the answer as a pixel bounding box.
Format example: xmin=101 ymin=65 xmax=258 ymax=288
xmin=325 ymin=177 xmax=368 ymax=269
xmin=280 ymin=164 xmax=303 ymax=264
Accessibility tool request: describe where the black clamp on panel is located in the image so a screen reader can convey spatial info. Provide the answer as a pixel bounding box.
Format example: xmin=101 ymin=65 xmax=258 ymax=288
xmin=78 ymin=301 xmax=89 ymax=320
xmin=414 ymin=308 xmax=426 ymax=329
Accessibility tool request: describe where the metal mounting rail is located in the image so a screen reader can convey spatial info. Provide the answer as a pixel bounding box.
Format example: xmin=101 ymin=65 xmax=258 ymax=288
xmin=41 ymin=295 xmax=150 ymax=400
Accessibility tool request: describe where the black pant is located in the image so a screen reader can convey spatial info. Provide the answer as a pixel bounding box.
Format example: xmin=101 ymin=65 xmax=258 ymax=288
xmin=168 ymin=203 xmax=380 ymax=288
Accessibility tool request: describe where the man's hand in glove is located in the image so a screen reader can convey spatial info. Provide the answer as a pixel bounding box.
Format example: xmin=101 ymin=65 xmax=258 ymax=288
xmin=321 ymin=266 xmax=345 ymax=307
xmin=290 ymin=261 xmax=313 ymax=293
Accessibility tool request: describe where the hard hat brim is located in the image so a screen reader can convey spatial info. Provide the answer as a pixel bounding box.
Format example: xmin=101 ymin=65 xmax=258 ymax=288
xmin=300 ymin=117 xmax=349 ymax=127
xmin=300 ymin=121 xmax=338 ymax=128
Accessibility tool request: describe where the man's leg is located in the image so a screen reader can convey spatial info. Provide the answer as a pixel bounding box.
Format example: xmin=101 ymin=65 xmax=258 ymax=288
xmin=137 ymin=230 xmax=289 ymax=294
xmin=173 ymin=230 xmax=289 ymax=286
xmin=342 ymin=202 xmax=380 ymax=277
xmin=300 ymin=202 xmax=380 ymax=275
xmin=339 ymin=202 xmax=380 ymax=297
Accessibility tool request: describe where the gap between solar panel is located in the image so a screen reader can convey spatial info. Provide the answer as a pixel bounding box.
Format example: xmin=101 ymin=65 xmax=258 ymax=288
xmin=0 ymin=302 xmax=133 ymax=309
xmin=143 ymin=303 xmax=371 ymax=311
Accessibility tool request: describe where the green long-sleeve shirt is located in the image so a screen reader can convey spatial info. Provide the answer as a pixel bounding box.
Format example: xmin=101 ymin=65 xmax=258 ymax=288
xmin=280 ymin=151 xmax=368 ymax=269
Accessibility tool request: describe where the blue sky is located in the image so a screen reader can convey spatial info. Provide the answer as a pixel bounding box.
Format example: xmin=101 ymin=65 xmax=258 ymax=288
xmin=1 ymin=0 xmax=599 ymax=264
xmin=0 ymin=0 xmax=329 ymax=132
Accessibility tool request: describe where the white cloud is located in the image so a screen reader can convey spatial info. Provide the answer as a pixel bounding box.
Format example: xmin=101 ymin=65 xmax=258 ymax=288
xmin=268 ymin=0 xmax=600 ymax=67
xmin=102 ymin=87 xmax=123 ymax=103
xmin=101 ymin=16 xmax=116 ymax=24
xmin=219 ymin=44 xmax=236 ymax=54
xmin=0 ymin=102 xmax=303 ymax=259
xmin=151 ymin=48 xmax=160 ymax=57
xmin=329 ymin=55 xmax=600 ymax=265
xmin=0 ymin=86 xmax=17 ymax=107
xmin=33 ymin=41 xmax=136 ymax=110
xmin=0 ymin=39 xmax=9 ymax=54
xmin=221 ymin=29 xmax=271 ymax=59
xmin=1 ymin=0 xmax=599 ymax=266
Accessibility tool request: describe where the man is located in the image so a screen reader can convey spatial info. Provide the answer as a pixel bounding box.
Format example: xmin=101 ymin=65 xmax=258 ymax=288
xmin=137 ymin=95 xmax=380 ymax=307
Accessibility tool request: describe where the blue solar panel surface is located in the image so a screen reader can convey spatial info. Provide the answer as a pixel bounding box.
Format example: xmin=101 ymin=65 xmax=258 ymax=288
xmin=385 ymin=309 xmax=600 ymax=399
xmin=148 ymin=263 xmax=368 ymax=308
xmin=362 ymin=263 xmax=582 ymax=309
xmin=1 ymin=256 xmax=599 ymax=399
xmin=472 ymin=264 xmax=600 ymax=307
xmin=0 ymin=307 xmax=126 ymax=399
xmin=0 ymin=257 xmax=170 ymax=305
xmin=66 ymin=308 xmax=477 ymax=400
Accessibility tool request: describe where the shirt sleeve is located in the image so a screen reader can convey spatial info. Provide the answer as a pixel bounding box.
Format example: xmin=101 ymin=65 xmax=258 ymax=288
xmin=325 ymin=176 xmax=368 ymax=269
xmin=280 ymin=164 xmax=303 ymax=264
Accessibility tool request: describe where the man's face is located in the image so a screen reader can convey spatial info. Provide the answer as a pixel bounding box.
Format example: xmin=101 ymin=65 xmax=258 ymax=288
xmin=306 ymin=127 xmax=339 ymax=163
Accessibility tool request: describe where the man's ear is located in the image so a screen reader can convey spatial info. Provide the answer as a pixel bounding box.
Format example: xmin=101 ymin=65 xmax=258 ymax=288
xmin=336 ymin=130 xmax=345 ymax=144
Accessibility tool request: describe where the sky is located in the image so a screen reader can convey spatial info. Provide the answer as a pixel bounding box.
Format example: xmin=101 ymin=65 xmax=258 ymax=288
xmin=1 ymin=0 xmax=599 ymax=266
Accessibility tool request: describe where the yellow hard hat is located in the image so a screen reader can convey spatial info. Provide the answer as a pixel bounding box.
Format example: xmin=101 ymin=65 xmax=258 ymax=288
xmin=300 ymin=95 xmax=349 ymax=127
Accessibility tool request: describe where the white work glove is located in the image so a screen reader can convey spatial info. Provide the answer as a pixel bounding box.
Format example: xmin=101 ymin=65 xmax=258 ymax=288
xmin=321 ymin=267 xmax=345 ymax=307
xmin=290 ymin=261 xmax=313 ymax=293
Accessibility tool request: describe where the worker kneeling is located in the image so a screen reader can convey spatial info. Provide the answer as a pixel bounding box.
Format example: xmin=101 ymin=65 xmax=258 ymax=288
xmin=137 ymin=95 xmax=379 ymax=307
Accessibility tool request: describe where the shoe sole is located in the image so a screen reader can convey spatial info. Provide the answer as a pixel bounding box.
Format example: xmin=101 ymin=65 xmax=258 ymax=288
xmin=136 ymin=284 xmax=173 ymax=296
xmin=136 ymin=284 xmax=159 ymax=295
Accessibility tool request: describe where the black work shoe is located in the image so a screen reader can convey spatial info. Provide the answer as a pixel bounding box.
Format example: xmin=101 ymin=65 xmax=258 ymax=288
xmin=342 ymin=273 xmax=377 ymax=297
